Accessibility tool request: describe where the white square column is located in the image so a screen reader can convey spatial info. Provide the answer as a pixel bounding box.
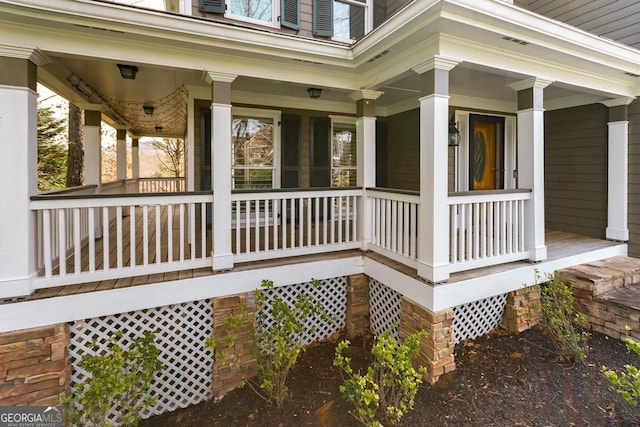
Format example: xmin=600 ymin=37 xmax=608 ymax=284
xmin=0 ymin=51 xmax=48 ymax=298
xmin=132 ymin=138 xmax=140 ymax=180
xmin=82 ymin=105 xmax=103 ymax=191
xmin=205 ymin=72 xmax=237 ymax=271
xmin=413 ymin=57 xmax=458 ymax=283
xmin=350 ymin=89 xmax=383 ymax=251
xmin=116 ymin=127 xmax=127 ymax=182
xmin=602 ymin=97 xmax=634 ymax=241
xmin=509 ymin=78 xmax=552 ymax=262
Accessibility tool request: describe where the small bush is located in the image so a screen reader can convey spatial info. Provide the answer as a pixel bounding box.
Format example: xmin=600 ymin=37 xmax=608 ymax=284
xmin=62 ymin=330 xmax=163 ymax=427
xmin=602 ymin=335 xmax=640 ymax=407
xmin=528 ymin=271 xmax=589 ymax=364
xmin=334 ymin=330 xmax=428 ymax=426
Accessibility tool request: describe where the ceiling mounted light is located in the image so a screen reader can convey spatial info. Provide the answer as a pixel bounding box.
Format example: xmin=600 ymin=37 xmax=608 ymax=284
xmin=143 ymin=105 xmax=155 ymax=115
xmin=307 ymin=88 xmax=323 ymax=99
xmin=155 ymin=126 xmax=163 ymax=132
xmin=117 ymin=64 xmax=138 ymax=80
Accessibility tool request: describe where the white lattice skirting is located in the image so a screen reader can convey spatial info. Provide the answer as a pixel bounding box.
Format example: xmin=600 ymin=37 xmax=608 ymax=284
xmin=68 ymin=299 xmax=214 ymax=421
xmin=453 ymin=294 xmax=507 ymax=344
xmin=258 ymin=277 xmax=347 ymax=345
xmin=369 ymin=278 xmax=402 ymax=339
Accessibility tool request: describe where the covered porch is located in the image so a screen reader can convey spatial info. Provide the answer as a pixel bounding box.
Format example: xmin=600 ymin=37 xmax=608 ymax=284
xmin=1 ymin=0 xmax=637 ymax=299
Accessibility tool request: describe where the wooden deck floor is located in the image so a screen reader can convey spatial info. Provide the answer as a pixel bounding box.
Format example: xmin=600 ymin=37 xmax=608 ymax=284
xmin=2 ymin=229 xmax=624 ymax=305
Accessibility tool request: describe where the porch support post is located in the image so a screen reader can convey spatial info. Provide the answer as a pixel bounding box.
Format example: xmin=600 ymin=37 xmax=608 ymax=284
xmin=186 ymin=88 xmax=195 ymax=191
xmin=116 ymin=127 xmax=127 ymax=182
xmin=0 ymin=49 xmax=48 ymax=298
xmin=82 ymin=105 xmax=103 ymax=192
xmin=205 ymin=72 xmax=236 ymax=271
xmin=132 ymin=138 xmax=140 ymax=180
xmin=350 ymin=89 xmax=383 ymax=251
xmin=602 ymin=97 xmax=634 ymax=241
xmin=509 ymin=78 xmax=552 ymax=261
xmin=413 ymin=57 xmax=458 ymax=283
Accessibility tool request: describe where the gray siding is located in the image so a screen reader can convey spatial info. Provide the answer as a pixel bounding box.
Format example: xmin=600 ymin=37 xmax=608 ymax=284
xmin=544 ymin=104 xmax=608 ymax=239
xmin=628 ymin=100 xmax=640 ymax=257
xmin=383 ymin=109 xmax=420 ymax=191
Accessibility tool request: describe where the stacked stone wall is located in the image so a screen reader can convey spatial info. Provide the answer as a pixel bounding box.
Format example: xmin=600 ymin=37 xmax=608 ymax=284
xmin=0 ymin=324 xmax=70 ymax=406
xmin=502 ymin=287 xmax=541 ymax=333
xmin=346 ymin=274 xmax=370 ymax=339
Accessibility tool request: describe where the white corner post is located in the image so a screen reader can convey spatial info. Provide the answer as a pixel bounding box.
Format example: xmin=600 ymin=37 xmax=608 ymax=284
xmin=602 ymin=97 xmax=634 ymax=241
xmin=509 ymin=77 xmax=552 ymax=261
xmin=132 ymin=137 xmax=140 ymax=180
xmin=0 ymin=49 xmax=49 ymax=298
xmin=116 ymin=127 xmax=127 ymax=182
xmin=205 ymin=71 xmax=236 ymax=271
xmin=350 ymin=89 xmax=383 ymax=251
xmin=414 ymin=57 xmax=458 ymax=283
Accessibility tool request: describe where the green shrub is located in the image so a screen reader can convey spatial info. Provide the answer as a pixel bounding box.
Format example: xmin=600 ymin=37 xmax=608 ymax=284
xmin=206 ymin=278 xmax=331 ymax=407
xmin=602 ymin=335 xmax=640 ymax=407
xmin=334 ymin=330 xmax=428 ymax=426
xmin=529 ymin=271 xmax=589 ymax=364
xmin=62 ymin=330 xmax=163 ymax=427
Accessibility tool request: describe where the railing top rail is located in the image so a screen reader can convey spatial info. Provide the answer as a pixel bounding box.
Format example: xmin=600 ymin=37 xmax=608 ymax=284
xmin=231 ymin=186 xmax=362 ymax=195
xmin=37 ymin=184 xmax=98 ymax=196
xmin=30 ymin=191 xmax=213 ymax=210
xmin=448 ymin=188 xmax=531 ymax=197
xmin=366 ymin=187 xmax=419 ymax=197
xmin=232 ymin=187 xmax=363 ymax=201
xmin=138 ymin=177 xmax=186 ymax=181
xmin=448 ymin=188 xmax=532 ymax=204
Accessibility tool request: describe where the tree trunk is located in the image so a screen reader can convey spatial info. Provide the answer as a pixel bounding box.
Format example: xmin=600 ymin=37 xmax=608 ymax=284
xmin=66 ymin=103 xmax=84 ymax=187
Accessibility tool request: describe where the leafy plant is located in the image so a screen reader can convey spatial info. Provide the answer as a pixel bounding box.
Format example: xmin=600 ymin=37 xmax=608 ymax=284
xmin=334 ymin=330 xmax=428 ymax=426
xmin=62 ymin=330 xmax=164 ymax=427
xmin=206 ymin=279 xmax=331 ymax=407
xmin=528 ymin=271 xmax=589 ymax=364
xmin=602 ymin=333 xmax=640 ymax=407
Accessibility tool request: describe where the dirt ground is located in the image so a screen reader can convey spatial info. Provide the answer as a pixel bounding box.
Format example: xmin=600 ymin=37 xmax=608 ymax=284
xmin=141 ymin=326 xmax=640 ymax=426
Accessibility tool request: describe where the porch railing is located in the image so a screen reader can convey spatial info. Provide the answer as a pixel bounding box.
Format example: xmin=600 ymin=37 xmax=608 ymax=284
xmin=448 ymin=189 xmax=531 ymax=272
xmin=139 ymin=177 xmax=186 ymax=193
xmin=31 ymin=192 xmax=213 ymax=289
xmin=367 ymin=188 xmax=419 ymax=268
xmin=231 ymin=188 xmax=362 ymax=263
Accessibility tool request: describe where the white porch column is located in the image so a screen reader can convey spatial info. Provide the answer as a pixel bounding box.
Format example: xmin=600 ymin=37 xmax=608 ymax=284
xmin=132 ymin=137 xmax=140 ymax=180
xmin=186 ymin=88 xmax=195 ymax=191
xmin=350 ymin=89 xmax=383 ymax=251
xmin=82 ymin=105 xmax=103 ymax=192
xmin=602 ymin=97 xmax=634 ymax=241
xmin=205 ymin=72 xmax=236 ymax=271
xmin=0 ymin=50 xmax=48 ymax=298
xmin=414 ymin=57 xmax=458 ymax=283
xmin=509 ymin=77 xmax=552 ymax=261
xmin=116 ymin=127 xmax=127 ymax=182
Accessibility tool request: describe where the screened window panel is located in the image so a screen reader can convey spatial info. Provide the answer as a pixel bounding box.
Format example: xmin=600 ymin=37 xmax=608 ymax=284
xmin=332 ymin=124 xmax=356 ymax=168
xmin=331 ymin=169 xmax=357 ymax=187
xmin=232 ymin=116 xmax=274 ymax=167
xmin=233 ymin=168 xmax=274 ymax=189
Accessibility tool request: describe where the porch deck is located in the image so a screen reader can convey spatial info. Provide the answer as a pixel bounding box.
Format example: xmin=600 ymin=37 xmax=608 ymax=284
xmin=2 ymin=228 xmax=623 ymax=305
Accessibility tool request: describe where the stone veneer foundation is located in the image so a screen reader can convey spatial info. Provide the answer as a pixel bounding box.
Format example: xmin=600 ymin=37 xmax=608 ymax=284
xmin=345 ymin=274 xmax=370 ymax=339
xmin=0 ymin=324 xmax=70 ymax=406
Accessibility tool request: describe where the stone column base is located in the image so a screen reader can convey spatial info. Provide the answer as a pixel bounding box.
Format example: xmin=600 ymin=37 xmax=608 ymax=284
xmin=502 ymin=287 xmax=541 ymax=333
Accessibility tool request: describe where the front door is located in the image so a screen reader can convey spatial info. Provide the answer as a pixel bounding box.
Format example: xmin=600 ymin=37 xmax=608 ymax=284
xmin=469 ymin=114 xmax=505 ymax=190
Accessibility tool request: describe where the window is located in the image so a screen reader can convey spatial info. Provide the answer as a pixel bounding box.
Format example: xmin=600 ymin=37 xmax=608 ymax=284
xmin=227 ymin=0 xmax=277 ymax=25
xmin=331 ymin=117 xmax=356 ymax=187
xmin=231 ymin=108 xmax=281 ymax=190
xmin=313 ymin=0 xmax=370 ymax=41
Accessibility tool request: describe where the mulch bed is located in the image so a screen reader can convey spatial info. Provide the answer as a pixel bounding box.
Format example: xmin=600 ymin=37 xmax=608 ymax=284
xmin=141 ymin=326 xmax=640 ymax=426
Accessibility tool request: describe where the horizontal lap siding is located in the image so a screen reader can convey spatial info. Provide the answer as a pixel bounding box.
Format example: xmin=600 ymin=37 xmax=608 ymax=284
xmin=382 ymin=109 xmax=419 ymax=191
xmin=628 ymin=99 xmax=640 ymax=257
xmin=544 ymin=104 xmax=608 ymax=239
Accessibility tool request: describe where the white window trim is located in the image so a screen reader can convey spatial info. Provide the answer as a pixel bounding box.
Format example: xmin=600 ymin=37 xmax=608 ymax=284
xmin=330 ymin=115 xmax=357 ymax=187
xmin=225 ymin=0 xmax=281 ymax=28
xmin=232 ymin=107 xmax=282 ymax=189
xmin=454 ymin=110 xmax=516 ymax=192
xmin=331 ymin=0 xmax=372 ymax=43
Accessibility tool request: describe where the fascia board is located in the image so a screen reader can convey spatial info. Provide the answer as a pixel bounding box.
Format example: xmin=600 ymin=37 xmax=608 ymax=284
xmin=0 ymin=0 xmax=353 ymax=66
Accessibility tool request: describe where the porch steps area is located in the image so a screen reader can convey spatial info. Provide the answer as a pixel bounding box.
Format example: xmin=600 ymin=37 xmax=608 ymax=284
xmin=557 ymin=256 xmax=640 ymax=341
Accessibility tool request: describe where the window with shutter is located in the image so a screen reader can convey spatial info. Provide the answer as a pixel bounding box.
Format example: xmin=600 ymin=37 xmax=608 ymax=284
xmin=281 ymin=0 xmax=300 ymax=30
xmin=200 ymin=0 xmax=225 ymax=13
xmin=313 ymin=0 xmax=333 ymax=36
xmin=330 ymin=117 xmax=357 ymax=187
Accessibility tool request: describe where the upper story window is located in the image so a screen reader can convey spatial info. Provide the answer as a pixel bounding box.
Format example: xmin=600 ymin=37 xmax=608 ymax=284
xmin=313 ymin=0 xmax=371 ymax=41
xmin=200 ymin=0 xmax=299 ymax=29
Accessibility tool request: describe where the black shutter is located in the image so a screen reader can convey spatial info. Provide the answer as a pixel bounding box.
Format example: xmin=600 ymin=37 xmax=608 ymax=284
xmin=313 ymin=0 xmax=333 ymax=37
xmin=310 ymin=117 xmax=331 ymax=187
xmin=281 ymin=0 xmax=300 ymax=30
xmin=200 ymin=0 xmax=225 ymax=14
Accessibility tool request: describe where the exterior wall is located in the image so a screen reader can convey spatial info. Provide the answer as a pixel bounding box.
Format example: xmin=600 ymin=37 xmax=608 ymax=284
xmin=381 ymin=109 xmax=419 ymax=191
xmin=629 ymin=99 xmax=640 ymax=257
xmin=544 ymin=104 xmax=608 ymax=239
xmin=0 ymin=325 xmax=70 ymax=406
